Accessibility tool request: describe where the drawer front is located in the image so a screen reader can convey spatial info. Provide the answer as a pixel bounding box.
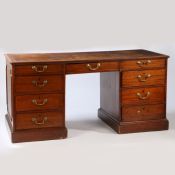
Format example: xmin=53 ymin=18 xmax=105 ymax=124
xmin=122 ymin=87 xmax=165 ymax=105
xmin=15 ymin=75 xmax=64 ymax=93
xmin=16 ymin=111 xmax=64 ymax=130
xmin=15 ymin=64 xmax=64 ymax=75
xmin=120 ymin=59 xmax=166 ymax=70
xmin=16 ymin=94 xmax=64 ymax=112
xmin=66 ymin=61 xmax=119 ymax=74
xmin=122 ymin=104 xmax=165 ymax=122
xmin=122 ymin=69 xmax=166 ymax=87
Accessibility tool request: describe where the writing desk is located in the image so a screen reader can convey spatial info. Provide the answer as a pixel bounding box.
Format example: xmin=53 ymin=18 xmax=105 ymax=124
xmin=5 ymin=49 xmax=169 ymax=143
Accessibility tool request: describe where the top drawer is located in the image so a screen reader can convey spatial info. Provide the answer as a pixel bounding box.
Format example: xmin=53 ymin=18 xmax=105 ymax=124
xmin=15 ymin=64 xmax=65 ymax=75
xmin=66 ymin=61 xmax=119 ymax=74
xmin=120 ymin=59 xmax=166 ymax=70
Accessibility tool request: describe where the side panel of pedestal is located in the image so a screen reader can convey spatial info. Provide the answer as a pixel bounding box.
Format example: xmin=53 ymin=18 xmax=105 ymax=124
xmin=99 ymin=72 xmax=121 ymax=121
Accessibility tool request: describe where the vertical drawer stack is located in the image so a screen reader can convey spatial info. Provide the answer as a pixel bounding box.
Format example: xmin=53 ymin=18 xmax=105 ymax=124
xmin=12 ymin=63 xmax=66 ymax=142
xmin=120 ymin=58 xmax=168 ymax=132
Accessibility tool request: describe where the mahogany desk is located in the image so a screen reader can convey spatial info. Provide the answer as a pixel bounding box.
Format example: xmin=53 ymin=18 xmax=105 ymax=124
xmin=5 ymin=49 xmax=169 ymax=143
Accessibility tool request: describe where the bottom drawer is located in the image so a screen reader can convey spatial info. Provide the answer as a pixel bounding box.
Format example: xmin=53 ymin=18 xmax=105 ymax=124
xmin=16 ymin=111 xmax=64 ymax=130
xmin=122 ymin=104 xmax=165 ymax=122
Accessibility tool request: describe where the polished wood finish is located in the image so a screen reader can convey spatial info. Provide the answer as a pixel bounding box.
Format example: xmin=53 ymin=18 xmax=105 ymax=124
xmin=6 ymin=49 xmax=168 ymax=64
xmin=16 ymin=111 xmax=64 ymax=130
xmin=122 ymin=104 xmax=165 ymax=122
xmin=15 ymin=75 xmax=64 ymax=93
xmin=5 ymin=49 xmax=169 ymax=142
xmin=15 ymin=94 xmax=64 ymax=112
xmin=120 ymin=59 xmax=166 ymax=70
xmin=97 ymin=51 xmax=168 ymax=134
xmin=6 ymin=114 xmax=67 ymax=143
xmin=100 ymin=72 xmax=121 ymax=120
xmin=14 ymin=64 xmax=65 ymax=75
xmin=98 ymin=108 xmax=168 ymax=133
xmin=122 ymin=69 xmax=166 ymax=87
xmin=66 ymin=61 xmax=119 ymax=74
xmin=121 ymin=87 xmax=165 ymax=105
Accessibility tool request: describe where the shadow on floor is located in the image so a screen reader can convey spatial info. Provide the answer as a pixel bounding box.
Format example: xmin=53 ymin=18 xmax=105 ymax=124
xmin=167 ymin=112 xmax=175 ymax=129
xmin=66 ymin=116 xmax=115 ymax=137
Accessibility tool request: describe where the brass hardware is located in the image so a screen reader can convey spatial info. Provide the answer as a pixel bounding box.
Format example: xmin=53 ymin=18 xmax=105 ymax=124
xmin=137 ymin=92 xmax=151 ymax=100
xmin=137 ymin=74 xmax=151 ymax=82
xmin=86 ymin=63 xmax=101 ymax=71
xmin=32 ymin=116 xmax=48 ymax=125
xmin=32 ymin=80 xmax=48 ymax=88
xmin=32 ymin=65 xmax=48 ymax=72
xmin=137 ymin=110 xmax=141 ymax=114
xmin=137 ymin=107 xmax=145 ymax=114
xmin=32 ymin=99 xmax=48 ymax=106
xmin=136 ymin=60 xmax=151 ymax=67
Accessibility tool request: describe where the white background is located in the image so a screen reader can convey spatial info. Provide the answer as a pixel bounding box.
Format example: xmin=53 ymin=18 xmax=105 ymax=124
xmin=0 ymin=0 xmax=175 ymax=175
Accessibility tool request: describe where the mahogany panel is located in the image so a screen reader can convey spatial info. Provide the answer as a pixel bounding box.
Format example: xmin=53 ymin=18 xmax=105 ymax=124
xmin=16 ymin=111 xmax=64 ymax=130
xmin=121 ymin=87 xmax=165 ymax=105
xmin=100 ymin=72 xmax=121 ymax=120
xmin=66 ymin=61 xmax=119 ymax=74
xmin=122 ymin=104 xmax=165 ymax=122
xmin=15 ymin=93 xmax=64 ymax=112
xmin=15 ymin=64 xmax=64 ymax=75
xmin=122 ymin=69 xmax=166 ymax=87
xmin=15 ymin=75 xmax=64 ymax=93
xmin=120 ymin=59 xmax=166 ymax=70
xmin=98 ymin=108 xmax=168 ymax=134
xmin=6 ymin=49 xmax=168 ymax=64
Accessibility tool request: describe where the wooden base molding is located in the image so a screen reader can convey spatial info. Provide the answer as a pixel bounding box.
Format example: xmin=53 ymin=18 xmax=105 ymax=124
xmin=98 ymin=108 xmax=169 ymax=134
xmin=6 ymin=114 xmax=67 ymax=143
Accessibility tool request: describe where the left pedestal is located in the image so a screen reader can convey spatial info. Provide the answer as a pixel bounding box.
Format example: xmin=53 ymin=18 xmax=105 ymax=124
xmin=6 ymin=59 xmax=67 ymax=143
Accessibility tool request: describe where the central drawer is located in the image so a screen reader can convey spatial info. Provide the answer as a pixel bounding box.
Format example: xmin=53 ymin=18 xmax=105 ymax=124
xmin=15 ymin=75 xmax=64 ymax=93
xmin=16 ymin=111 xmax=64 ymax=130
xmin=122 ymin=87 xmax=165 ymax=105
xmin=66 ymin=61 xmax=119 ymax=74
xmin=15 ymin=94 xmax=64 ymax=112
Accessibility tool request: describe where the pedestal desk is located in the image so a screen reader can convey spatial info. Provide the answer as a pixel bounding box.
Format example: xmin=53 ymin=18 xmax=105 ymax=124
xmin=5 ymin=49 xmax=169 ymax=143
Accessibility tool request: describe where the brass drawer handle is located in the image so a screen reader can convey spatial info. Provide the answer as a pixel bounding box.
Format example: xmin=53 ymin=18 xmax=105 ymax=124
xmin=136 ymin=60 xmax=151 ymax=67
xmin=32 ymin=80 xmax=48 ymax=88
xmin=137 ymin=74 xmax=151 ymax=82
xmin=86 ymin=63 xmax=101 ymax=71
xmin=32 ymin=117 xmax=48 ymax=125
xmin=137 ymin=110 xmax=141 ymax=114
xmin=137 ymin=107 xmax=145 ymax=114
xmin=32 ymin=65 xmax=48 ymax=73
xmin=137 ymin=92 xmax=150 ymax=100
xmin=32 ymin=99 xmax=48 ymax=106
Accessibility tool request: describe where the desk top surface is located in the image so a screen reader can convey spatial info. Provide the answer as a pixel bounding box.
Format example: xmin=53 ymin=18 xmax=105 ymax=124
xmin=6 ymin=49 xmax=168 ymax=64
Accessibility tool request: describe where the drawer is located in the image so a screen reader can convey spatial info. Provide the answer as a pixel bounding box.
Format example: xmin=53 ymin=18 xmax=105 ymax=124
xmin=120 ymin=59 xmax=166 ymax=70
xmin=16 ymin=94 xmax=64 ymax=112
xmin=16 ymin=111 xmax=64 ymax=130
xmin=122 ymin=104 xmax=165 ymax=122
xmin=15 ymin=64 xmax=64 ymax=75
xmin=66 ymin=61 xmax=119 ymax=74
xmin=15 ymin=75 xmax=64 ymax=93
xmin=122 ymin=69 xmax=166 ymax=87
xmin=122 ymin=87 xmax=165 ymax=105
